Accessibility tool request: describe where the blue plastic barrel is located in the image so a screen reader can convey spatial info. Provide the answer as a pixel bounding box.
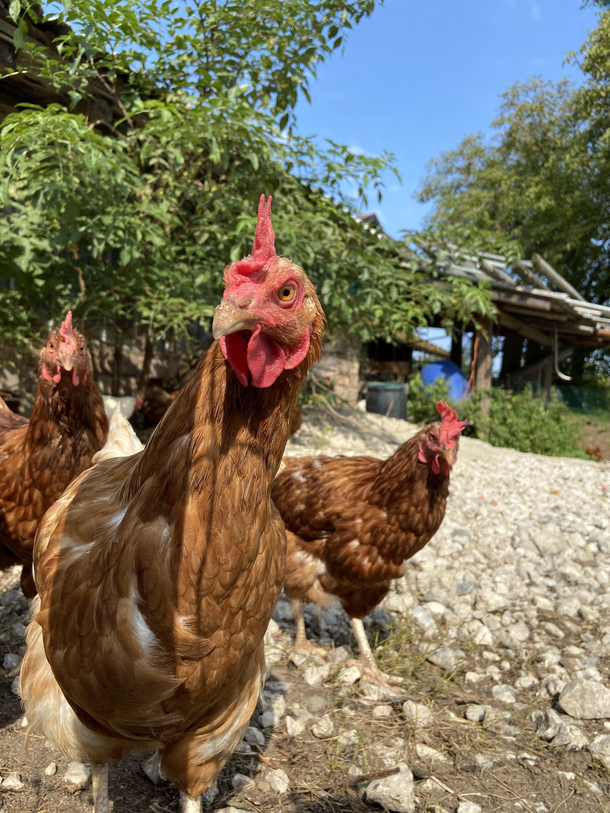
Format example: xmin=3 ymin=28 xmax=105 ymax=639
xmin=420 ymin=360 xmax=469 ymax=401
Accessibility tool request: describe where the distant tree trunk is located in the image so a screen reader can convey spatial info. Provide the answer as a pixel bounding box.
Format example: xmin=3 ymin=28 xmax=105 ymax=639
xmin=137 ymin=325 xmax=156 ymax=401
xmin=112 ymin=317 xmax=125 ymax=396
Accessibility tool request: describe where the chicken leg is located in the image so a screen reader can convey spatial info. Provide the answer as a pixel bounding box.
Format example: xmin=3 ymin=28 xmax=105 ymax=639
xmin=181 ymin=791 xmax=201 ymax=812
xmin=349 ymin=617 xmax=403 ymax=688
xmin=92 ymin=763 xmax=110 ymax=813
xmin=291 ymin=599 xmax=329 ymax=658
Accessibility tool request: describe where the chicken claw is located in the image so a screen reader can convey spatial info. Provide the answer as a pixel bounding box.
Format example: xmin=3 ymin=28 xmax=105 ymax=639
xmin=347 ymin=658 xmax=404 ymax=689
xmin=349 ymin=618 xmax=403 ymax=689
xmin=291 ymin=598 xmax=329 ymax=659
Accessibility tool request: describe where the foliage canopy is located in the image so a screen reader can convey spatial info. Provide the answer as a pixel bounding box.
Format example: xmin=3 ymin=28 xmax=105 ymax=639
xmin=0 ymin=0 xmax=493 ymax=356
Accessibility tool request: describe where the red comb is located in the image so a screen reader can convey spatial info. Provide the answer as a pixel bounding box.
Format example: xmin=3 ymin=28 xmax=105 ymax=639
xmin=230 ymin=195 xmax=276 ymax=276
xmin=436 ymin=401 xmax=467 ymax=446
xmin=58 ymin=311 xmax=73 ymax=341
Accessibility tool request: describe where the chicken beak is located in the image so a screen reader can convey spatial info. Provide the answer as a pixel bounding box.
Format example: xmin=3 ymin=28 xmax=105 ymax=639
xmin=441 ymin=447 xmax=456 ymax=469
xmin=212 ymin=297 xmax=261 ymax=340
xmin=59 ymin=353 xmax=75 ymax=372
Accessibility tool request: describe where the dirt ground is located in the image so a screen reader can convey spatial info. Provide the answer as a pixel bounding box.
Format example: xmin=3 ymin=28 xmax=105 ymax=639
xmin=1 ymin=561 xmax=609 ymax=813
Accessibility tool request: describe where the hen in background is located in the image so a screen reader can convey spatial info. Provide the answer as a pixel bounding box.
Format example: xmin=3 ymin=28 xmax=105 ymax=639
xmin=271 ymin=401 xmax=466 ymax=687
xmin=0 ymin=312 xmax=108 ymax=597
xmin=21 ymin=196 xmax=324 ymax=813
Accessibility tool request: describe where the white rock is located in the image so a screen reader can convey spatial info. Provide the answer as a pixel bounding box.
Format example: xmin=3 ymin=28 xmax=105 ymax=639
xmin=232 ymin=773 xmax=254 ymax=791
xmin=63 ymin=762 xmax=90 ymax=788
xmin=372 ymin=704 xmax=393 ymax=719
xmin=44 ymin=762 xmax=57 ymax=777
xmin=366 ymin=763 xmax=415 ymax=813
xmin=285 ymin=716 xmax=305 ymax=737
xmin=259 ymin=711 xmax=281 ymax=728
xmin=10 ymin=675 xmax=20 ymax=696
xmin=311 ymin=714 xmax=334 ymax=738
xmin=427 ymin=646 xmax=457 ymax=671
xmin=410 ymin=606 xmax=437 ymax=635
xmin=492 ymin=684 xmax=516 ymax=704
xmin=465 ymin=671 xmax=485 ymax=684
xmin=302 ymin=664 xmax=330 ymax=686
xmin=589 ymin=734 xmax=610 ymax=771
xmin=202 ymin=782 xmax=219 ymax=804
xmin=337 ymin=665 xmax=361 ymax=684
xmin=2 ymin=652 xmax=21 ymax=671
xmin=415 ymin=743 xmax=449 ymax=764
xmin=402 ymin=700 xmax=434 ymax=727
xmin=515 ymin=673 xmax=538 ymax=690
xmin=264 ymin=768 xmax=290 ymax=794
xmin=3 ymin=771 xmax=24 ymax=790
xmin=458 ymin=803 xmax=482 ymax=813
xmin=244 ymin=726 xmax=265 ymax=745
xmin=558 ymin=679 xmax=610 ymax=719
xmin=465 ymin=705 xmax=489 ymax=722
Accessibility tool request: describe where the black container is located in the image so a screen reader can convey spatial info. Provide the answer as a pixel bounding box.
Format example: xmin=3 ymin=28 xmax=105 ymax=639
xmin=366 ymin=382 xmax=407 ymax=420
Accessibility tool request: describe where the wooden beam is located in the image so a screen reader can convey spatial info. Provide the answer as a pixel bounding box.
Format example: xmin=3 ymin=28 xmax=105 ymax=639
xmin=531 ymin=253 xmax=585 ymax=302
xmin=511 ymin=260 xmax=549 ymax=290
xmin=408 ymin=337 xmax=450 ymax=359
xmin=498 ymin=312 xmax=551 ymax=346
xmin=479 ymin=258 xmax=516 ymax=287
xmin=490 ymin=290 xmax=552 ymax=311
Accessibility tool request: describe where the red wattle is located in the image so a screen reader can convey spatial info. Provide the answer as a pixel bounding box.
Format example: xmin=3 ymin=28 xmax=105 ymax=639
xmin=53 ymin=370 xmax=61 ymax=384
xmin=72 ymin=371 xmax=80 ymax=386
xmin=42 ymin=366 xmax=52 ymax=382
xmin=220 ymin=333 xmax=249 ymax=386
xmin=247 ymin=325 xmax=286 ymax=388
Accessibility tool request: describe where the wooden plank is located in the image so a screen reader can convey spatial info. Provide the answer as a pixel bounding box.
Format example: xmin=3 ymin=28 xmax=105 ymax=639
xmin=531 ymin=253 xmax=585 ymax=302
xmin=491 ymin=290 xmax=552 ymax=311
xmin=498 ymin=312 xmax=551 ymax=346
xmin=511 ymin=260 xmax=549 ymax=290
xmin=479 ymin=258 xmax=517 ymax=286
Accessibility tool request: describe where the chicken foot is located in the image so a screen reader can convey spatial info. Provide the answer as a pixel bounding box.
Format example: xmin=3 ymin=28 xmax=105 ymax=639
xmin=349 ymin=617 xmax=403 ymax=688
xmin=290 ymin=599 xmax=329 ymax=658
xmin=92 ymin=763 xmax=110 ymax=813
xmin=180 ymin=791 xmax=202 ymax=812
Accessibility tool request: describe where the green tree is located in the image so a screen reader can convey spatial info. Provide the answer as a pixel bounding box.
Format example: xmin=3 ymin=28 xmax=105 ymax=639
xmin=0 ymin=0 xmax=494 ymax=373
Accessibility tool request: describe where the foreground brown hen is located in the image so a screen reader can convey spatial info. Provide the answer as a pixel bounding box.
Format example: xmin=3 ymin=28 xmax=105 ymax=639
xmin=21 ymin=196 xmax=324 ymax=813
xmin=0 ymin=312 xmax=108 ymax=597
xmin=271 ymin=401 xmax=466 ymax=687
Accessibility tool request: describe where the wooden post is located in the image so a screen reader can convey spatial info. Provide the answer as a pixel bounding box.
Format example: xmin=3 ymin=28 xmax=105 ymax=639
xmin=450 ymin=330 xmax=463 ymax=369
xmin=501 ymin=332 xmax=524 ymax=385
xmin=474 ymin=317 xmax=493 ymax=419
xmin=541 ymin=359 xmax=553 ymax=400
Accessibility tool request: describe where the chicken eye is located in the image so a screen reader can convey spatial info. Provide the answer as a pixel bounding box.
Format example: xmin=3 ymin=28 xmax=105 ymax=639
xmin=277 ymin=284 xmax=296 ymax=303
xmin=48 ymin=342 xmax=54 ymax=350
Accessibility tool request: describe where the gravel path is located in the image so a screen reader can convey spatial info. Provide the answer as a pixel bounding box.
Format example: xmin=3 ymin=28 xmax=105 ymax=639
xmin=0 ymin=404 xmax=609 ymax=812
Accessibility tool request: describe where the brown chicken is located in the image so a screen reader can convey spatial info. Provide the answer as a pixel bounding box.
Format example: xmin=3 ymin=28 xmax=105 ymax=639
xmin=0 ymin=312 xmax=108 ymax=597
xmin=20 ymin=196 xmax=324 ymax=813
xmin=271 ymin=401 xmax=467 ymax=687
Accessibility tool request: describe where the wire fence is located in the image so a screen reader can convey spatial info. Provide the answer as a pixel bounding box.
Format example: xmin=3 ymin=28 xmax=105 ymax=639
xmin=556 ymin=385 xmax=610 ymax=416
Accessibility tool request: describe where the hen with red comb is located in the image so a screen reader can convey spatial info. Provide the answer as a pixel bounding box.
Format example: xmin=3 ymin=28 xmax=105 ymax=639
xmin=272 ymin=399 xmax=467 ymax=687
xmin=0 ymin=313 xmax=107 ymax=597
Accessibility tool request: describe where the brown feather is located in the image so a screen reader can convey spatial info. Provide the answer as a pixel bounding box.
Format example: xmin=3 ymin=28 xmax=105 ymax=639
xmin=272 ymin=425 xmax=454 ymax=619
xmin=21 ymin=270 xmax=324 ymax=799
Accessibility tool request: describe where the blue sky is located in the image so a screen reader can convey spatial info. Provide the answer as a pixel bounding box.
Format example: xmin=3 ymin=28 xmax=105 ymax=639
xmin=295 ymin=0 xmax=599 ymax=239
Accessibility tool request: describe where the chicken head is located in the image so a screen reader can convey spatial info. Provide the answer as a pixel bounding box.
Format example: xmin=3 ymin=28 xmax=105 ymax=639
xmin=40 ymin=311 xmax=90 ymax=387
xmin=418 ymin=400 xmax=467 ymax=475
xmin=212 ymin=195 xmax=320 ymax=388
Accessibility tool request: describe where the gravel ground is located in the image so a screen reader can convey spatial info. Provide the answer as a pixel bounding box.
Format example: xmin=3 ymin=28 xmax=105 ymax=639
xmin=1 ymin=404 xmax=610 ymax=812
